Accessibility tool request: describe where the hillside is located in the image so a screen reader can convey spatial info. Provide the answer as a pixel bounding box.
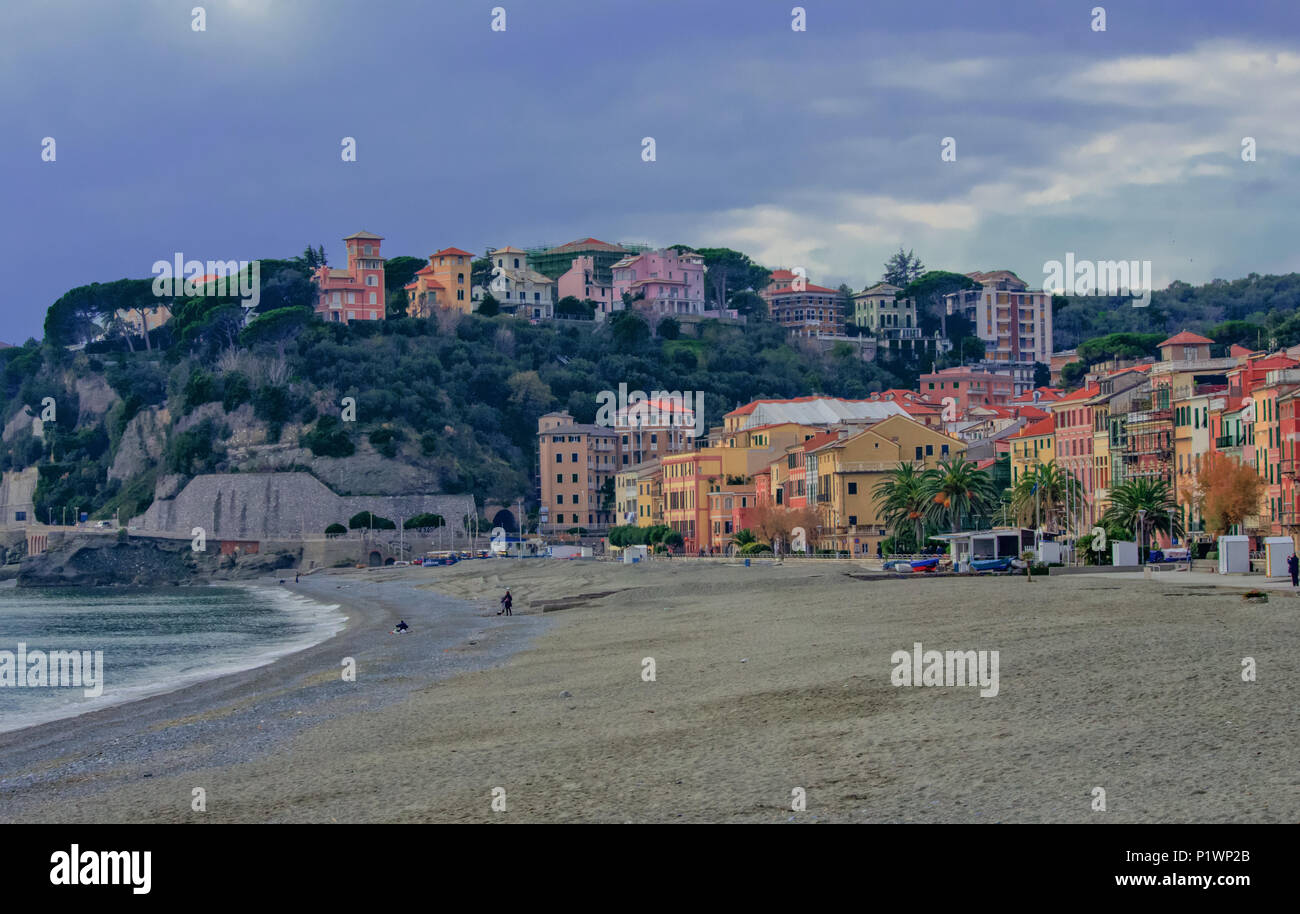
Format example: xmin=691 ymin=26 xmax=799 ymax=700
xmin=1 ymin=289 xmax=904 ymax=529
xmin=1052 ymin=272 xmax=1300 ymax=351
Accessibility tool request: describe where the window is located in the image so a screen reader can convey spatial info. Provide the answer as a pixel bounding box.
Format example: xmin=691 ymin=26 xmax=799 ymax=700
xmin=847 ymin=482 xmax=858 ymax=494
xmin=925 ymin=444 xmax=934 ymax=456
xmin=571 ymin=453 xmax=578 ymax=463
xmin=366 ymin=275 xmax=377 ymax=286
xmin=556 ymin=474 xmax=563 ymax=483
xmin=555 ymin=495 xmax=562 ymax=505
xmin=555 ymin=454 xmax=562 ymax=463
xmin=848 ymin=515 xmax=858 ymax=526
xmin=571 ymin=474 xmax=578 ymax=483
xmin=457 ymin=290 xmax=464 ymax=300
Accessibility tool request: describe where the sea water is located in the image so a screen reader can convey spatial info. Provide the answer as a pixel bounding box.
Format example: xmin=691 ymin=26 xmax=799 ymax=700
xmin=0 ymin=584 xmax=345 ymax=734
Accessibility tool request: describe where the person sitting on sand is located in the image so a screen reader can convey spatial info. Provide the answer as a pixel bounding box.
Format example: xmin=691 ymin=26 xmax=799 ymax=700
xmin=395 ymin=620 xmax=409 ymax=633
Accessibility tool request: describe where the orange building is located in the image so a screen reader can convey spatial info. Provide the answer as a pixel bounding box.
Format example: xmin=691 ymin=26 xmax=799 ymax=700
xmin=315 ymin=231 xmax=386 ymax=324
xmin=406 ymin=247 xmax=475 ymax=316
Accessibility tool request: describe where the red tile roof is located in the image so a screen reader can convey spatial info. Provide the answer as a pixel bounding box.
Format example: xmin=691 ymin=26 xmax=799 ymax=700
xmin=432 ymin=247 xmax=475 ymax=258
xmin=1159 ymin=330 xmax=1214 ymax=347
xmin=1012 ymin=416 xmax=1056 ymax=439
xmin=795 ymin=431 xmax=844 ymax=453
xmin=1052 ymin=384 xmax=1100 ymax=404
xmin=545 ymin=238 xmax=627 ymax=254
xmin=1011 ymin=387 xmax=1063 ymax=403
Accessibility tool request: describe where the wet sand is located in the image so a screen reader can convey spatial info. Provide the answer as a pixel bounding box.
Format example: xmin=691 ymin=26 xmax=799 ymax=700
xmin=1 ymin=560 xmax=1296 ymax=823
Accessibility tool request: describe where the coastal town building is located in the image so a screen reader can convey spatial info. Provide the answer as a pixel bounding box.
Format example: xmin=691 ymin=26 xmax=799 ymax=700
xmin=919 ymin=366 xmax=1016 ymax=413
xmin=556 ymin=255 xmax=618 ymax=318
xmin=944 ymin=270 xmax=1053 ymax=394
xmin=761 ymin=270 xmax=843 ymax=337
xmin=406 ymin=247 xmax=475 ymax=317
xmin=471 ymin=246 xmax=556 ymax=320
xmin=806 ymin=415 xmax=967 ymax=555
xmin=611 ymin=247 xmax=707 ymax=316
xmin=537 ymin=412 xmax=620 ymax=532
xmin=315 ymin=231 xmax=386 ymax=324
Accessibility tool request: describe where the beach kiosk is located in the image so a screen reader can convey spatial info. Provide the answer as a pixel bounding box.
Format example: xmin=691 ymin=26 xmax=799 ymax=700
xmin=1262 ymin=536 xmax=1294 ymax=578
xmin=623 ymin=544 xmax=649 ymax=564
xmin=1111 ymin=540 xmax=1139 ymax=566
xmin=1217 ymin=535 xmax=1250 ymax=574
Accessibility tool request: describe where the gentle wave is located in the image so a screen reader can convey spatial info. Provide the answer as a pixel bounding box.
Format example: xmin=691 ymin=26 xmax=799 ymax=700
xmin=0 ymin=585 xmax=346 ymax=734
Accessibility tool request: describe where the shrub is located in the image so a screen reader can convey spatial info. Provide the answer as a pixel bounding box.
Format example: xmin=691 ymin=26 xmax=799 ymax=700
xmin=302 ymin=415 xmax=355 ymax=458
xmin=404 ymin=513 xmax=444 ymax=529
xmin=221 ymin=372 xmax=253 ymax=412
xmin=325 ymin=523 xmax=347 ymax=537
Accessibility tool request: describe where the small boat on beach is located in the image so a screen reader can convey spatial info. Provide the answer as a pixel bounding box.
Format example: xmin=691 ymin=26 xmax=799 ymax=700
xmin=969 ymin=557 xmax=1014 ymax=572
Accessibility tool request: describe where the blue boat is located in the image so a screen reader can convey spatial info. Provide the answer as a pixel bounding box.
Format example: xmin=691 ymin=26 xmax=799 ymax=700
xmin=970 ymin=557 xmax=1013 ymax=572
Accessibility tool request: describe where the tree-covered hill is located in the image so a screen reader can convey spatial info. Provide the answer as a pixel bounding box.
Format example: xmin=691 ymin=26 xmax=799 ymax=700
xmin=1052 ymin=272 xmax=1300 ymax=351
xmin=2 ymin=281 xmax=905 ymax=526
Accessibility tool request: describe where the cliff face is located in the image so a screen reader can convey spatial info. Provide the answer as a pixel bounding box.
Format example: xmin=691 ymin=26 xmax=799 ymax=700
xmin=16 ymin=536 xmax=299 ymax=587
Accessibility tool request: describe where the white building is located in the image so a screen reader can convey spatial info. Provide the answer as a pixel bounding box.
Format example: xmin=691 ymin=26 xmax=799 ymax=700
xmin=472 ymin=246 xmax=556 ymax=320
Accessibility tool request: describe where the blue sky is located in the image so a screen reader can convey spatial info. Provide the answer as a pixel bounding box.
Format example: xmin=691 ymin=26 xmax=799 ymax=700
xmin=3 ymin=0 xmax=1298 ymax=341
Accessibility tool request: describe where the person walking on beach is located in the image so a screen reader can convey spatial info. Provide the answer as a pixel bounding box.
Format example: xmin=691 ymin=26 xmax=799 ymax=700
xmin=1288 ymin=552 xmax=1298 ymax=587
xmin=499 ymin=589 xmax=513 ymax=616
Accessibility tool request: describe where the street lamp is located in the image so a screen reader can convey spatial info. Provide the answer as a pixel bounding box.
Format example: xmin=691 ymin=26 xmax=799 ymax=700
xmin=1137 ymin=508 xmax=1147 ymax=564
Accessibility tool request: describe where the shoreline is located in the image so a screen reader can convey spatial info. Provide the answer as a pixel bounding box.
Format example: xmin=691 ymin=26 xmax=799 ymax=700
xmin=0 ymin=567 xmax=546 ymax=819
xmin=0 ymin=581 xmax=348 ymax=736
xmin=2 ymin=561 xmax=1295 ymax=823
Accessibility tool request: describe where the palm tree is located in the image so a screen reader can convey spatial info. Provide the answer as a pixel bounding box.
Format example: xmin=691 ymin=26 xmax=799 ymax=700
xmin=1103 ymin=478 xmax=1182 ymax=548
xmin=925 ymin=455 xmax=997 ymax=533
xmin=873 ymin=463 xmax=932 ymax=550
xmin=1011 ymin=461 xmax=1084 ymax=533
xmin=730 ymin=528 xmax=758 ymax=555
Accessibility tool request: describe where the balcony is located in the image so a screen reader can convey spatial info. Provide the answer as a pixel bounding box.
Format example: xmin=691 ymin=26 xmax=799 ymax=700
xmin=1280 ymin=458 xmax=1295 ymax=477
xmin=1127 ymin=408 xmax=1172 ymax=424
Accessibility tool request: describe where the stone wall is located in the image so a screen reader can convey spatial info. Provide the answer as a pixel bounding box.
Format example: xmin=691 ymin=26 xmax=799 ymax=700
xmin=0 ymin=467 xmax=37 ymax=527
xmin=130 ymin=472 xmax=475 ymax=540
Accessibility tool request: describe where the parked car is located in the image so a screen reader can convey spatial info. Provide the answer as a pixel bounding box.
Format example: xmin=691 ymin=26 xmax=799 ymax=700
xmin=392 ymin=560 xmax=410 ymax=567
xmin=94 ymin=520 xmax=113 ymax=529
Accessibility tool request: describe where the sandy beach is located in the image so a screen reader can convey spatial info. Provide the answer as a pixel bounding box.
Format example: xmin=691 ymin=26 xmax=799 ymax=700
xmin=1 ymin=560 xmax=1296 ymax=823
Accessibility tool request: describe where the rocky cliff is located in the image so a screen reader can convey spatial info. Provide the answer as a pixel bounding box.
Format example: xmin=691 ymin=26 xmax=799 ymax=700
xmin=16 ymin=535 xmax=300 ymax=587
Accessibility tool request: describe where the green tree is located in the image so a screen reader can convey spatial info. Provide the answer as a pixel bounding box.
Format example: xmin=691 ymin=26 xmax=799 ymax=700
xmin=873 ymin=462 xmax=933 ymax=548
xmin=404 ymin=513 xmax=445 ymax=530
xmin=1103 ymin=478 xmax=1183 ymax=546
xmin=348 ymin=511 xmax=396 ymax=530
xmin=477 ymin=294 xmax=500 ymax=316
xmin=693 ymin=248 xmax=772 ymax=309
xmin=1011 ymin=461 xmax=1084 ymax=532
xmin=883 ymin=248 xmax=925 ymax=288
xmin=926 ymin=455 xmax=997 ymax=533
xmin=657 ymin=317 xmax=681 ymax=339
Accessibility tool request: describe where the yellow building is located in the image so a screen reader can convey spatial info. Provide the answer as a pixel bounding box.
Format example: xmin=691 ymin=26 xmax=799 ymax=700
xmin=634 ymin=462 xmax=663 ymax=527
xmin=662 ymin=422 xmax=819 ymax=551
xmin=1009 ymin=416 xmax=1055 ymax=486
xmin=406 ymin=246 xmax=476 ymax=317
xmin=806 ymin=414 xmax=967 ymax=555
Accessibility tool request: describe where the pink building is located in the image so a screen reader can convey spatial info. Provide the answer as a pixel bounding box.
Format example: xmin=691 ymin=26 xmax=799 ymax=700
xmin=315 ymin=231 xmax=386 ymax=324
xmin=610 ymin=248 xmax=707 ymax=316
xmin=1051 ymin=383 xmax=1100 ymax=513
xmin=557 ymin=255 xmax=618 ymax=318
